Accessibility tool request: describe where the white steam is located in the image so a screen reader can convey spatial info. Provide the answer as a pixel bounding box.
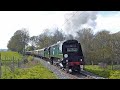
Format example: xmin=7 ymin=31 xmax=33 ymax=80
xmin=64 ymin=11 xmax=98 ymax=35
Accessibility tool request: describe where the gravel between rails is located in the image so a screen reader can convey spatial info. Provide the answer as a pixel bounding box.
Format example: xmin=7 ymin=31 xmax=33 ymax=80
xmin=80 ymin=70 xmax=107 ymax=79
xmin=34 ymin=57 xmax=73 ymax=79
xmin=34 ymin=57 xmax=102 ymax=79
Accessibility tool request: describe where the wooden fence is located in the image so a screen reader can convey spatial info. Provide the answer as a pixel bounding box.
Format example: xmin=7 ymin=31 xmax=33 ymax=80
xmin=0 ymin=53 xmax=26 ymax=78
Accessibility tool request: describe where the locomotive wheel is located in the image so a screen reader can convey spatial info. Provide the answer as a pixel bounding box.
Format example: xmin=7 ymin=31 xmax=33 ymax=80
xmin=66 ymin=65 xmax=69 ymax=73
xmin=50 ymin=58 xmax=53 ymax=65
xmin=66 ymin=68 xmax=69 ymax=73
xmin=50 ymin=57 xmax=55 ymax=65
xmin=77 ymin=65 xmax=81 ymax=73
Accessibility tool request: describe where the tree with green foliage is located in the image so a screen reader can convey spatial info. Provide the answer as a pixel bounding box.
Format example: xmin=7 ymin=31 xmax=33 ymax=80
xmin=30 ymin=36 xmax=39 ymax=48
xmin=51 ymin=29 xmax=65 ymax=43
xmin=7 ymin=28 xmax=29 ymax=54
xmin=76 ymin=28 xmax=120 ymax=65
xmin=110 ymin=32 xmax=120 ymax=65
xmin=36 ymin=28 xmax=65 ymax=49
xmin=37 ymin=31 xmax=52 ymax=49
xmin=26 ymin=45 xmax=35 ymax=51
xmin=76 ymin=28 xmax=94 ymax=64
xmin=93 ymin=30 xmax=113 ymax=64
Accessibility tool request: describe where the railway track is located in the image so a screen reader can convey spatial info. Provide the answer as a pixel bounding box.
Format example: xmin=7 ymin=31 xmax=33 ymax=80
xmin=34 ymin=57 xmax=106 ymax=79
xmin=54 ymin=64 xmax=105 ymax=79
xmin=54 ymin=65 xmax=88 ymax=79
xmin=50 ymin=60 xmax=106 ymax=79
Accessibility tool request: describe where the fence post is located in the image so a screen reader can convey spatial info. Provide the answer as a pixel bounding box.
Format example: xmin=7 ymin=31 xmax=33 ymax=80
xmin=13 ymin=57 xmax=15 ymax=72
xmin=11 ymin=57 xmax=15 ymax=73
xmin=12 ymin=57 xmax=15 ymax=78
xmin=18 ymin=59 xmax=20 ymax=68
xmin=111 ymin=61 xmax=113 ymax=70
xmin=0 ymin=53 xmax=2 ymax=78
xmin=4 ymin=56 xmax=6 ymax=78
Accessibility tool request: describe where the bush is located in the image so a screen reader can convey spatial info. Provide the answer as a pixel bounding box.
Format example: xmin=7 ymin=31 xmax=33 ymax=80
xmin=109 ymin=70 xmax=120 ymax=79
xmin=1 ymin=64 xmax=57 ymax=79
xmin=84 ymin=65 xmax=120 ymax=79
xmin=27 ymin=56 xmax=34 ymax=62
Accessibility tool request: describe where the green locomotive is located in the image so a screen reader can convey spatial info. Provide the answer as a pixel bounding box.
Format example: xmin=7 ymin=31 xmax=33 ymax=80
xmin=26 ymin=39 xmax=84 ymax=73
xmin=44 ymin=40 xmax=64 ymax=59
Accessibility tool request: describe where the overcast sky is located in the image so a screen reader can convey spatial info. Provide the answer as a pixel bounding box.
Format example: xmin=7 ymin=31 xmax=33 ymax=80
xmin=0 ymin=11 xmax=120 ymax=49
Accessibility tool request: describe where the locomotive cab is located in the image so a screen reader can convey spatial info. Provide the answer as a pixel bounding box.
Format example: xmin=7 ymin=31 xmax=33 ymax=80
xmin=62 ymin=40 xmax=84 ymax=73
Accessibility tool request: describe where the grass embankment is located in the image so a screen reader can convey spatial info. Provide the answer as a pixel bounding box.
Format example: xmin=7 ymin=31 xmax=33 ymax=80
xmin=2 ymin=63 xmax=57 ymax=79
xmin=0 ymin=51 xmax=57 ymax=79
xmin=0 ymin=51 xmax=23 ymax=63
xmin=84 ymin=65 xmax=120 ymax=79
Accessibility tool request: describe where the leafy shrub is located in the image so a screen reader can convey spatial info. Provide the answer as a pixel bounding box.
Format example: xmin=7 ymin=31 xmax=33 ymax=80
xmin=109 ymin=70 xmax=120 ymax=79
xmin=85 ymin=65 xmax=120 ymax=79
xmin=27 ymin=56 xmax=34 ymax=62
xmin=1 ymin=64 xmax=57 ymax=79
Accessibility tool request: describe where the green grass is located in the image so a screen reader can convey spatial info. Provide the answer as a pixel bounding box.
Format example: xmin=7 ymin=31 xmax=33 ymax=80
xmin=84 ymin=65 xmax=120 ymax=79
xmin=27 ymin=56 xmax=34 ymax=62
xmin=0 ymin=51 xmax=23 ymax=62
xmin=0 ymin=52 xmax=57 ymax=79
xmin=1 ymin=63 xmax=57 ymax=79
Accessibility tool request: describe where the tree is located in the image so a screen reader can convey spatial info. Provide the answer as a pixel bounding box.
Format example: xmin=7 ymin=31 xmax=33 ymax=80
xmin=7 ymin=28 xmax=29 ymax=54
xmin=26 ymin=45 xmax=35 ymax=51
xmin=29 ymin=36 xmax=39 ymax=49
xmin=110 ymin=32 xmax=120 ymax=65
xmin=36 ymin=28 xmax=65 ymax=49
xmin=93 ymin=30 xmax=113 ymax=64
xmin=37 ymin=29 xmax=53 ymax=49
xmin=52 ymin=28 xmax=65 ymax=44
xmin=76 ymin=28 xmax=94 ymax=64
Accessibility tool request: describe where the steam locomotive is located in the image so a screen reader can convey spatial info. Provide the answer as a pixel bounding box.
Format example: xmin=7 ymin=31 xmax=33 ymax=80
xmin=25 ymin=39 xmax=85 ymax=73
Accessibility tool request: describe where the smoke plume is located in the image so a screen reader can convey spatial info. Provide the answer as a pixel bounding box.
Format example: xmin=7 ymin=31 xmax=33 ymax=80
xmin=64 ymin=11 xmax=98 ymax=35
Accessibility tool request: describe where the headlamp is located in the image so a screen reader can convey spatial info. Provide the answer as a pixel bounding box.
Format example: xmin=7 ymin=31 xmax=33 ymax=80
xmin=64 ymin=54 xmax=68 ymax=58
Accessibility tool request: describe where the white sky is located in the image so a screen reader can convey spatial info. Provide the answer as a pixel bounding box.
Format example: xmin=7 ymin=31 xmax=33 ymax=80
xmin=0 ymin=11 xmax=120 ymax=49
xmin=95 ymin=12 xmax=120 ymax=34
